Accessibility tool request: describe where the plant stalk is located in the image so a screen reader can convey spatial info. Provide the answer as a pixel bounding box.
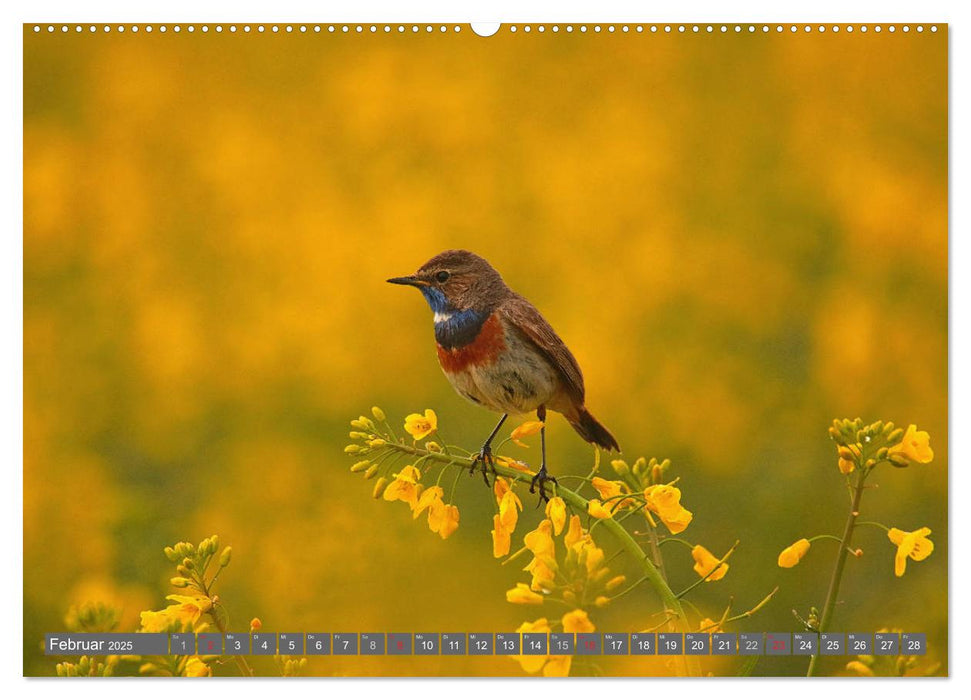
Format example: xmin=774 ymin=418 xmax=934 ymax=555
xmin=806 ymin=468 xmax=868 ymax=677
xmin=387 ymin=443 xmax=702 ymax=676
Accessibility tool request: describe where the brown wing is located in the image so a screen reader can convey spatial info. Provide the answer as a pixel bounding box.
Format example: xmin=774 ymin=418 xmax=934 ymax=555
xmin=500 ymin=294 xmax=585 ymax=404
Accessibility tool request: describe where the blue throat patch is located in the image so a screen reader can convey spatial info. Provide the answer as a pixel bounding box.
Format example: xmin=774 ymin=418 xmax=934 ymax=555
xmin=419 ymin=286 xmax=449 ymax=313
xmin=418 ymin=287 xmax=489 ymax=349
xmin=435 ymin=310 xmax=490 ymax=350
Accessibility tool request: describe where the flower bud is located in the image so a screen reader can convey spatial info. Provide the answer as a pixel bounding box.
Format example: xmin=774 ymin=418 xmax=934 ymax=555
xmin=425 ymin=442 xmax=443 ymax=452
xmin=372 ymin=477 xmax=390 ymax=499
xmin=371 ymin=406 xmax=386 ymax=422
xmin=350 ymin=460 xmax=370 ymax=473
xmin=182 ymin=558 xmax=195 ymax=570
xmin=163 ymin=546 xmax=179 ymax=562
xmin=250 ymin=617 xmax=262 ymax=632
xmin=594 ymin=595 xmax=610 ymax=608
xmin=889 ymin=453 xmax=910 ymax=468
xmin=610 ymin=459 xmax=630 ymax=477
xmin=876 ymin=447 xmax=889 ymax=460
xmin=349 ymin=431 xmax=369 ymax=440
xmin=364 ymin=465 xmax=379 ymax=480
xmin=606 ymin=575 xmax=627 ymax=592
xmin=170 ymin=577 xmax=190 ymax=588
xmin=344 ymin=444 xmax=363 ymax=454
xmin=219 ymin=547 xmax=233 ymax=567
xmin=838 ymin=446 xmax=854 ymax=460
xmin=882 ymin=421 xmax=895 ymax=436
xmin=368 ymin=438 xmax=386 ymax=447
xmin=886 ymin=428 xmax=904 ymax=445
xmin=650 ymin=464 xmax=664 ymax=484
xmin=562 ymin=590 xmax=577 ymax=605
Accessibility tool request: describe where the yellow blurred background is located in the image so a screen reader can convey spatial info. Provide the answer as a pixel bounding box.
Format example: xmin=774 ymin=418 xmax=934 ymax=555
xmin=24 ymin=25 xmax=947 ymax=676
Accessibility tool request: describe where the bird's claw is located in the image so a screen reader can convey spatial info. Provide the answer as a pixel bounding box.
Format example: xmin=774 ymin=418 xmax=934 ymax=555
xmin=470 ymin=444 xmax=497 ymax=487
xmin=529 ymin=466 xmax=557 ymax=505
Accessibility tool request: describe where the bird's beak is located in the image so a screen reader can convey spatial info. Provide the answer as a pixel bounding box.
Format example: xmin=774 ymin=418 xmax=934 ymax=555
xmin=386 ymin=275 xmax=429 ymax=288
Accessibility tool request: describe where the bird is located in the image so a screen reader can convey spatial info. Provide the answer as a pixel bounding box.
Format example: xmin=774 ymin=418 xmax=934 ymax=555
xmin=387 ymin=249 xmax=620 ymax=501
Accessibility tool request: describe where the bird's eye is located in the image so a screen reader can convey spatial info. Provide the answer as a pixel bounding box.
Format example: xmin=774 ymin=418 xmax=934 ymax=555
xmin=435 ymin=270 xmax=450 ymax=283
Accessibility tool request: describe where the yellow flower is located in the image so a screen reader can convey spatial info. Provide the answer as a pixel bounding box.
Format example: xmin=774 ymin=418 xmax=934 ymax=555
xmin=888 ymin=527 xmax=934 ymax=577
xmin=139 ymin=595 xmax=212 ymax=633
xmin=497 ymin=487 xmax=523 ymax=532
xmin=778 ymin=538 xmax=812 ymax=568
xmin=249 ymin=617 xmax=262 ymax=632
xmin=564 ymin=515 xmax=584 ymax=549
xmin=644 ymin=484 xmax=693 ymax=534
xmin=164 ymin=595 xmax=212 ymax=626
xmin=403 ymin=409 xmax=438 ymax=440
xmin=545 ymin=496 xmax=566 ymax=535
xmin=510 ymin=420 xmax=544 ymax=447
xmin=562 ymin=608 xmax=595 ymax=634
xmin=845 ymin=660 xmax=874 ymax=676
xmin=522 ymin=520 xmax=558 ymax=590
xmin=436 ymin=504 xmax=460 ymax=539
xmin=513 ymin=618 xmax=551 ymax=674
xmin=524 ymin=519 xmax=555 ymax=560
xmin=382 ymin=465 xmax=421 ymax=508
xmin=540 ymin=610 xmax=596 ymax=678
xmin=524 ymin=556 xmax=557 ymax=592
xmin=495 ymin=456 xmax=533 ymax=474
xmin=889 ymin=424 xmax=934 ymax=464
xmin=699 ymin=618 xmax=723 ymax=634
xmin=506 ymin=583 xmax=544 ymax=605
xmin=587 ymin=498 xmax=613 ymax=519
xmin=580 ymin=538 xmax=604 ymax=576
xmin=492 ymin=514 xmax=511 ymax=558
xmin=183 ymin=656 xmax=212 ymax=677
xmin=590 ymin=476 xmax=632 ymax=508
xmin=413 ymin=485 xmax=443 ymax=520
xmin=138 ymin=609 xmax=176 ymax=633
xmin=691 ymin=545 xmax=729 ymax=581
xmin=838 ymin=457 xmax=855 ymax=474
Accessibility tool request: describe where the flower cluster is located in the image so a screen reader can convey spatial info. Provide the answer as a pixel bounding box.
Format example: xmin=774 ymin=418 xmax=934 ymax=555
xmin=55 ymin=656 xmax=112 ymax=677
xmin=135 ymin=536 xmax=234 ymax=677
xmin=343 ymin=407 xmax=769 ymax=677
xmin=785 ymin=418 xmax=939 ymax=677
xmin=52 ymin=535 xmax=305 ymax=677
xmin=513 ymin=609 xmax=595 ymax=677
xmin=506 ymin=511 xmax=623 ymax=611
xmin=347 ymin=407 xmax=461 ymax=539
xmin=779 ymin=419 xmax=936 ymax=579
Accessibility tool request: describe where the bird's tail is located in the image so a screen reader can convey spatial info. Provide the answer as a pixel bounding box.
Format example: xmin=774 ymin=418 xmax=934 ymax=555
xmin=569 ymin=406 xmax=621 ymax=452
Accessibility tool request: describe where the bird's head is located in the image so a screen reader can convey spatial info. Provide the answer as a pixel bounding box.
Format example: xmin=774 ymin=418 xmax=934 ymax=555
xmin=387 ymin=249 xmax=508 ymax=315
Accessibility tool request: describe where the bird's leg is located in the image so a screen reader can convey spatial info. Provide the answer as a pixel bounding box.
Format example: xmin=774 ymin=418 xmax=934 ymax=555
xmin=470 ymin=413 xmax=507 ymax=487
xmin=529 ymin=405 xmax=557 ymax=504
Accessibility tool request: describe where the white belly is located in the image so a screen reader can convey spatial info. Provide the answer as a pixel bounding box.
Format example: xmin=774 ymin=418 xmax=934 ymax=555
xmin=444 ymin=331 xmax=558 ymax=415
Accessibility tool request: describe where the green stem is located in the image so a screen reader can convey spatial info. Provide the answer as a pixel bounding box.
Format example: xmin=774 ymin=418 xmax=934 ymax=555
xmin=383 ymin=442 xmax=701 ymax=676
xmin=201 ymin=586 xmax=252 ymax=677
xmin=646 ymin=524 xmax=669 ymax=582
xmin=806 ymin=467 xmax=868 ymax=677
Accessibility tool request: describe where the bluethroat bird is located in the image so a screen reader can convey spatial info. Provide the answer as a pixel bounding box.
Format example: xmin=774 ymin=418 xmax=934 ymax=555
xmin=388 ymin=249 xmax=620 ymax=502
